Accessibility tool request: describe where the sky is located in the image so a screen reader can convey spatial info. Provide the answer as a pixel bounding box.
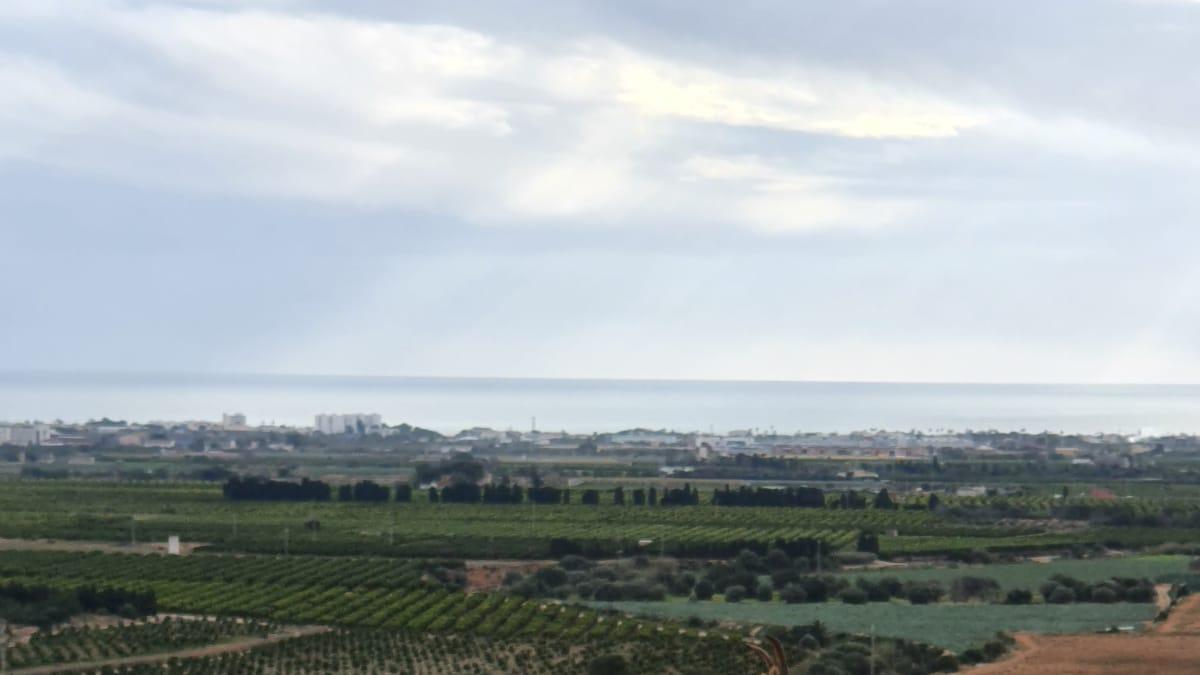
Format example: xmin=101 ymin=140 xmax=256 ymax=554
xmin=4 ymin=0 xmax=1200 ymax=384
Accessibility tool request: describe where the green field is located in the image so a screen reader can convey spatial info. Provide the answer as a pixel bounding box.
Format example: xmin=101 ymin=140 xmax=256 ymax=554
xmin=0 ymin=550 xmax=719 ymax=642
xmin=2 ymin=479 xmax=1198 ymax=559
xmin=587 ymin=599 xmax=1159 ymax=651
xmin=846 ymin=554 xmax=1192 ymax=590
xmin=0 ymin=480 xmax=1022 ymax=558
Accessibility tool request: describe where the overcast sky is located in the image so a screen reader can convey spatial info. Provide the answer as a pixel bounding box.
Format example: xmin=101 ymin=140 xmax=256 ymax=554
xmin=4 ymin=0 xmax=1200 ymax=383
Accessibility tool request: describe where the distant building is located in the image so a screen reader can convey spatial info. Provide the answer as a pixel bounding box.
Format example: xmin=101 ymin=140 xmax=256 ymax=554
xmin=315 ymin=413 xmax=383 ymax=435
xmin=222 ymin=413 xmax=248 ymax=428
xmin=0 ymin=424 xmax=52 ymax=446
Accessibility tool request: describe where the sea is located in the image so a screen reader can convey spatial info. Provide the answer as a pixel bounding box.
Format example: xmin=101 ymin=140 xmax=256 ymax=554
xmin=2 ymin=372 xmax=1200 ymax=436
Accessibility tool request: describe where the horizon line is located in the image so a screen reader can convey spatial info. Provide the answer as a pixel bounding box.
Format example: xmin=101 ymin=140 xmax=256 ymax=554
xmin=3 ymin=368 xmax=1200 ymax=388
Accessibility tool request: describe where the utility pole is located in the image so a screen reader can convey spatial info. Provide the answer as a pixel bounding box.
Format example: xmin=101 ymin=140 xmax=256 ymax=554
xmin=870 ymin=624 xmax=876 ymax=675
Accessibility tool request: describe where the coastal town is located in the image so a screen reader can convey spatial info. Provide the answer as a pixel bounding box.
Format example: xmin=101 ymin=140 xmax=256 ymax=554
xmin=3 ymin=414 xmax=1195 ymax=490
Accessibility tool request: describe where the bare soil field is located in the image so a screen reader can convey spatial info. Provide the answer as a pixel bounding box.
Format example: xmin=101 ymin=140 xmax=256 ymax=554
xmin=973 ymin=595 xmax=1200 ymax=675
xmin=465 ymin=559 xmax=548 ymax=591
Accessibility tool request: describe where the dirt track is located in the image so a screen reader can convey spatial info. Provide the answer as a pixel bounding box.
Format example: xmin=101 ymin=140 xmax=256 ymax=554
xmin=972 ymin=595 xmax=1200 ymax=675
xmin=8 ymin=625 xmax=329 ymax=674
xmin=0 ymin=537 xmax=202 ymax=556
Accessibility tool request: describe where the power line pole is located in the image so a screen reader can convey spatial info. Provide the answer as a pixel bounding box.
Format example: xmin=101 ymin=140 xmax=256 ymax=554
xmin=870 ymin=624 xmax=876 ymax=675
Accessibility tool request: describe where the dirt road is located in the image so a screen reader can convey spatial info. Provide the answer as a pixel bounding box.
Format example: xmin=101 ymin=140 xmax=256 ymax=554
xmin=8 ymin=625 xmax=329 ymax=674
xmin=972 ymin=595 xmax=1200 ymax=675
xmin=0 ymin=538 xmax=203 ymax=556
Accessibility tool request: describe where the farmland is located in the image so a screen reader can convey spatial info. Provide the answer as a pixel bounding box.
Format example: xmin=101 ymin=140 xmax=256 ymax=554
xmin=32 ymin=628 xmax=770 ymax=675
xmin=4 ymin=617 xmax=276 ymax=670
xmin=845 ymin=554 xmax=1193 ymax=591
xmin=0 ymin=550 xmax=727 ymax=644
xmin=586 ymin=599 xmax=1160 ymax=652
xmin=0 ymin=480 xmax=1017 ymax=558
xmin=1 ymin=476 xmax=1199 ymax=673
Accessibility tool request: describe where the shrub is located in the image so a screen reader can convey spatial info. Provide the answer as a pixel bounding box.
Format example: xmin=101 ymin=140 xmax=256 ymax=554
xmin=931 ymin=653 xmax=959 ymax=672
xmin=905 ymin=583 xmax=941 ymax=605
xmin=593 ymin=583 xmax=621 ymax=602
xmin=1091 ymin=586 xmax=1119 ymax=604
xmin=559 ymin=555 xmax=592 ymax=571
xmin=693 ymin=579 xmax=715 ymax=601
xmin=756 ymin=584 xmax=774 ymax=602
xmin=958 ymin=647 xmax=984 ymax=665
xmin=765 ymin=548 xmax=792 ymax=570
xmin=951 ymin=576 xmax=1001 ymax=602
xmin=724 ymin=585 xmax=747 ymax=603
xmin=839 ymin=587 xmax=868 ymax=605
xmin=535 ymin=567 xmax=569 ymax=587
xmin=780 ymin=583 xmax=808 ymax=604
xmin=856 ymin=578 xmax=892 ymax=602
xmin=982 ymin=639 xmax=1009 ymax=661
xmin=1048 ymin=586 xmax=1076 ymax=604
xmin=771 ymin=568 xmax=801 ymax=589
xmin=735 ymin=549 xmax=763 ymax=572
xmin=1005 ymin=588 xmax=1033 ymax=605
xmin=588 ymin=654 xmax=630 ymax=675
xmin=1122 ymin=583 xmax=1155 ymax=603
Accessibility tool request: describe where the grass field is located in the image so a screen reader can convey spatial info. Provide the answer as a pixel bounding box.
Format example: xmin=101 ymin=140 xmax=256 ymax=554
xmin=587 ymin=599 xmax=1159 ymax=651
xmin=846 ymin=555 xmax=1192 ymax=591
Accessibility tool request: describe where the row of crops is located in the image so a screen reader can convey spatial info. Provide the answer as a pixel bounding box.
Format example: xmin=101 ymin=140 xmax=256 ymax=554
xmin=0 ymin=550 xmax=448 ymax=590
xmin=53 ymin=627 xmax=761 ymax=675
xmin=0 ymin=551 xmax=725 ymax=644
xmin=881 ymin=527 xmax=1200 ymax=555
xmin=944 ymin=494 xmax=1200 ymax=514
xmin=5 ymin=617 xmax=274 ymax=669
xmin=0 ymin=480 xmax=1039 ymax=558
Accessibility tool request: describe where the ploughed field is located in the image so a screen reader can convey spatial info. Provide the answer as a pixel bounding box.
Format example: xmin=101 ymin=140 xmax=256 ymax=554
xmin=973 ymin=595 xmax=1200 ymax=675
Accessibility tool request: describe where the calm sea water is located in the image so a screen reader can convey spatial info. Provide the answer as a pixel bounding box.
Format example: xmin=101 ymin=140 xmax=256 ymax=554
xmin=1 ymin=372 xmax=1199 ymax=435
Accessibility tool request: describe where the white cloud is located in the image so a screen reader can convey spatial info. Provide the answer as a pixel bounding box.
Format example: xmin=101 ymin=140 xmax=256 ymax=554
xmin=679 ymin=155 xmax=911 ymax=233
xmin=607 ymin=48 xmax=985 ymax=139
xmin=0 ymin=2 xmax=1003 ymax=235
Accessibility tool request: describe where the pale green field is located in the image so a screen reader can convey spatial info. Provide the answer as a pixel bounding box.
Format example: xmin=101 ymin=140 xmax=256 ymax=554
xmin=845 ymin=554 xmax=1190 ymax=591
xmin=588 ymin=600 xmax=1158 ymax=651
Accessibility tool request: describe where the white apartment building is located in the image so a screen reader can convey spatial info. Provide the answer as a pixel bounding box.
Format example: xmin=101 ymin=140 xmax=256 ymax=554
xmin=0 ymin=424 xmax=53 ymax=446
xmin=315 ymin=413 xmax=383 ymax=435
xmin=222 ymin=413 xmax=248 ymax=428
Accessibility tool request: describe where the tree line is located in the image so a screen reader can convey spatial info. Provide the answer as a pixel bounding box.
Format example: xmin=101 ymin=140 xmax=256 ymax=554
xmin=0 ymin=582 xmax=156 ymax=628
xmin=222 ymin=476 xmax=934 ymax=512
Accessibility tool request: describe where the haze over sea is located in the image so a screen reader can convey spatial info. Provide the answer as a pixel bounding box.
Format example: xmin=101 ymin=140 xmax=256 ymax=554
xmin=2 ymin=372 xmax=1200 ymax=436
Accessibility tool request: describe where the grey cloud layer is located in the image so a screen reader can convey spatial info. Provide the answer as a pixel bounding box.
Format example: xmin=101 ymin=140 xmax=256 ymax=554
xmin=3 ymin=0 xmax=1200 ymax=382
